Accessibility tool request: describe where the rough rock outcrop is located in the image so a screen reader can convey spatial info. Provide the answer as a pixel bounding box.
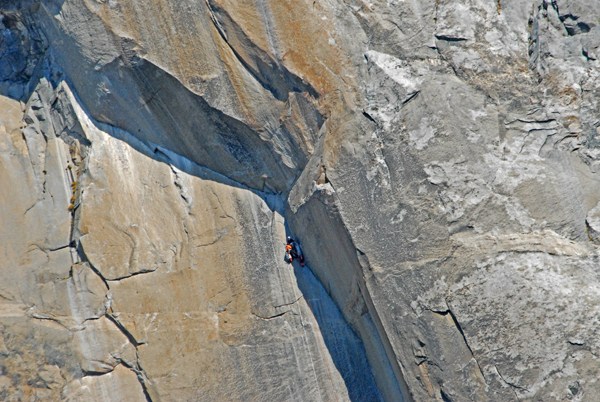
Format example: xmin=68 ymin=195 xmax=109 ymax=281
xmin=2 ymin=0 xmax=600 ymax=401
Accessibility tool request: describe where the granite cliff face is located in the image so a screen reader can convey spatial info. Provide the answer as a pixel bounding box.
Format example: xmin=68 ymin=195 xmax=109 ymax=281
xmin=2 ymin=0 xmax=600 ymax=401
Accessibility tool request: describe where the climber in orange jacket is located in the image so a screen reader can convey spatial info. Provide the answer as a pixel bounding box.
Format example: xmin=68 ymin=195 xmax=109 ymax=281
xmin=285 ymin=236 xmax=304 ymax=266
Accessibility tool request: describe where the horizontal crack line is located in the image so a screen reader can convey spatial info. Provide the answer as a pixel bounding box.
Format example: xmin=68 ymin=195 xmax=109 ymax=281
xmin=252 ymin=311 xmax=291 ymax=320
xmin=273 ymin=295 xmax=303 ymax=309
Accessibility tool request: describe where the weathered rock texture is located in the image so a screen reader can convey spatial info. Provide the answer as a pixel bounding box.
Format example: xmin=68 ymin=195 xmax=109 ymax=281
xmin=2 ymin=0 xmax=600 ymax=401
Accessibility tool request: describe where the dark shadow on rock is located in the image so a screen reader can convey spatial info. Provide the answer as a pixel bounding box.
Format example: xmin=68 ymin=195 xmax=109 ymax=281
xmin=0 ymin=2 xmax=50 ymax=101
xmin=1 ymin=0 xmax=325 ymax=194
xmin=205 ymin=0 xmax=320 ymax=102
xmin=0 ymin=0 xmax=329 ymax=222
xmin=2 ymin=3 xmax=389 ymax=400
xmin=285 ymin=192 xmax=410 ymax=402
xmin=291 ymin=259 xmax=385 ymax=402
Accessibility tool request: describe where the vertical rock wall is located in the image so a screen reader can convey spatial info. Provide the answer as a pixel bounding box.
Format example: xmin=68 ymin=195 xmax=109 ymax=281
xmin=3 ymin=0 xmax=600 ymax=401
xmin=0 ymin=3 xmax=384 ymax=399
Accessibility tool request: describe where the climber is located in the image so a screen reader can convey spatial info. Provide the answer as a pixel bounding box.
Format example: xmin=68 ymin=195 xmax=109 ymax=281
xmin=285 ymin=243 xmax=294 ymax=262
xmin=285 ymin=236 xmax=304 ymax=266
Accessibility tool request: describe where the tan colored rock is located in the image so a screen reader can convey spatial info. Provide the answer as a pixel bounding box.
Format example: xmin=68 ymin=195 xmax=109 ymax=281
xmin=7 ymin=0 xmax=600 ymax=400
xmin=0 ymin=68 xmax=378 ymax=400
xmin=73 ymin=104 xmax=356 ymax=400
xmin=63 ymin=364 xmax=146 ymax=402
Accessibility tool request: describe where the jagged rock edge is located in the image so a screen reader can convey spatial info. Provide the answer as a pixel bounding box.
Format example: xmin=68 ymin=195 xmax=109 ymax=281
xmin=287 ymin=178 xmax=414 ymax=401
xmin=55 ymin=75 xmax=394 ymax=401
xmin=204 ymin=0 xmax=320 ymax=102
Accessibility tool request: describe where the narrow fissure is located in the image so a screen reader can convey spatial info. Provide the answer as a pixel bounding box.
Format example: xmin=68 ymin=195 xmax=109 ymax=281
xmin=287 ymin=190 xmax=413 ymax=402
xmin=251 ymin=311 xmax=290 ymax=320
xmin=432 ymin=308 xmax=485 ymax=377
xmin=7 ymin=7 xmax=408 ymax=401
xmin=105 ymin=314 xmax=141 ymax=347
xmin=494 ymin=364 xmax=527 ymax=400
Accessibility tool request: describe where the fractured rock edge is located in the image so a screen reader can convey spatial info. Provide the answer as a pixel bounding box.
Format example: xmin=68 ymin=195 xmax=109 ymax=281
xmin=5 ymin=62 xmax=388 ymax=401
